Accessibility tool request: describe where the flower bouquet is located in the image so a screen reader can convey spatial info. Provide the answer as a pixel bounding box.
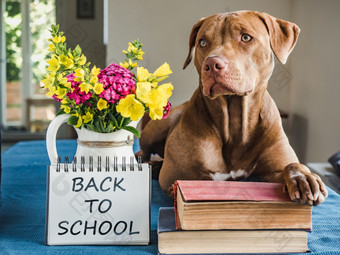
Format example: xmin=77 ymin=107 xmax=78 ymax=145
xmin=42 ymin=25 xmax=173 ymax=137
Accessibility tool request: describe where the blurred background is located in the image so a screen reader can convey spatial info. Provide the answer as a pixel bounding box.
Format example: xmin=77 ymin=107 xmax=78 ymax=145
xmin=1 ymin=0 xmax=339 ymax=165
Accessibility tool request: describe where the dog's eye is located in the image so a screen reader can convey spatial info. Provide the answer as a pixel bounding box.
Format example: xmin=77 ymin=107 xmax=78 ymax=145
xmin=241 ymin=34 xmax=252 ymax=42
xmin=199 ymin=39 xmax=207 ymax=47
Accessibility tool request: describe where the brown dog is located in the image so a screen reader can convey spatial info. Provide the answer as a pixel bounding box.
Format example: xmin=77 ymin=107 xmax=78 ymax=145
xmin=140 ymin=11 xmax=328 ymax=205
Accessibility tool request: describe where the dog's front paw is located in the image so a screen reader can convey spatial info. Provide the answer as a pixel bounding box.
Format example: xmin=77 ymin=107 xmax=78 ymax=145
xmin=284 ymin=163 xmax=328 ymax=205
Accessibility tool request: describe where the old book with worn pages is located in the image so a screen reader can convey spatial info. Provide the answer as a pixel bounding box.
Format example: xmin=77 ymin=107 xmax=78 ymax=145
xmin=174 ymin=180 xmax=312 ymax=230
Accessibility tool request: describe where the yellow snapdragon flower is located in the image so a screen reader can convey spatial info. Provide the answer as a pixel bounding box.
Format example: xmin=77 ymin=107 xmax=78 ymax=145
xmin=91 ymin=65 xmax=101 ymax=76
xmin=55 ymin=87 xmax=67 ymax=99
xmin=123 ymin=42 xmax=137 ymax=54
xmin=120 ymin=59 xmax=137 ymax=69
xmin=61 ymin=104 xmax=71 ymax=114
xmin=46 ymin=56 xmax=60 ymax=72
xmin=82 ymin=111 xmax=93 ymax=123
xmin=78 ymin=54 xmax=87 ymax=66
xmin=136 ymin=49 xmax=145 ymax=60
xmin=45 ymin=86 xmax=56 ymax=97
xmin=41 ymin=73 xmax=55 ymax=87
xmin=74 ymin=68 xmax=85 ymax=78
xmin=116 ymin=95 xmax=145 ymax=121
xmin=53 ymin=35 xmax=66 ymax=43
xmin=48 ymin=44 xmax=55 ymax=52
xmin=79 ymin=83 xmax=92 ymax=94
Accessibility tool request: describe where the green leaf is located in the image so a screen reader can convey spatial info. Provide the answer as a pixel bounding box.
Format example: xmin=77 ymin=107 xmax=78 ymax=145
xmin=121 ymin=126 xmax=140 ymax=138
xmin=67 ymin=115 xmax=78 ymax=126
xmin=74 ymin=45 xmax=82 ymax=56
xmin=122 ymin=117 xmax=131 ymax=127
xmin=56 ymin=109 xmax=65 ymax=116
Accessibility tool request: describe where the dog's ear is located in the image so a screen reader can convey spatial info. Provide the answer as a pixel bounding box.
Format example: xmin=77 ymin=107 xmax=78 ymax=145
xmin=259 ymin=12 xmax=300 ymax=64
xmin=183 ymin=17 xmax=206 ymax=69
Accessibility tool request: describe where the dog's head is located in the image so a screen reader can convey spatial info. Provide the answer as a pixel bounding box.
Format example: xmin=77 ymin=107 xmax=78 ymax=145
xmin=183 ymin=11 xmax=300 ymax=99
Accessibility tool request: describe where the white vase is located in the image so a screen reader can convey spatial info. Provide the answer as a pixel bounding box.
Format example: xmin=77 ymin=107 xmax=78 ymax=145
xmin=46 ymin=114 xmax=138 ymax=165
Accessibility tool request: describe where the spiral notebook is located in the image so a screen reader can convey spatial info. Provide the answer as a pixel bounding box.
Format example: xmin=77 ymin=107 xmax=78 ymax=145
xmin=46 ymin=156 xmax=151 ymax=245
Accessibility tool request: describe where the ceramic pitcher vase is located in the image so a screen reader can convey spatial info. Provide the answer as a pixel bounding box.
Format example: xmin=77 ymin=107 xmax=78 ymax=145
xmin=46 ymin=114 xmax=138 ymax=165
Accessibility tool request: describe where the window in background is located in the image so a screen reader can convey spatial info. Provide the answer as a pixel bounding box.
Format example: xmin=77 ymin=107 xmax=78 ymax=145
xmin=1 ymin=0 xmax=56 ymax=132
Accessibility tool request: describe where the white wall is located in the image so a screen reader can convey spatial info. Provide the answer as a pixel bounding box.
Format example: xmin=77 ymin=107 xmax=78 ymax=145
xmin=107 ymin=0 xmax=340 ymax=163
xmin=289 ymin=0 xmax=340 ymax=162
xmin=56 ymin=0 xmax=106 ymax=68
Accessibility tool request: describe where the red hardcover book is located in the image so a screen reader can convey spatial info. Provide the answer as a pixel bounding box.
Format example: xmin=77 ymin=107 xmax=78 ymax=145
xmin=173 ymin=180 xmax=312 ymax=231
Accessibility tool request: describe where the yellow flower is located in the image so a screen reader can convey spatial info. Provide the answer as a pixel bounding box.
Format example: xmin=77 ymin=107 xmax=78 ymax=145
xmin=97 ymin=98 xmax=108 ymax=111
xmin=136 ymin=82 xmax=152 ymax=103
xmin=93 ymin=83 xmax=104 ymax=94
xmin=128 ymin=59 xmax=138 ymax=68
xmin=45 ymin=86 xmax=56 ymax=97
xmin=59 ymin=55 xmax=74 ymax=69
xmin=41 ymin=74 xmax=55 ymax=87
xmin=137 ymin=67 xmax=151 ymax=82
xmin=146 ymin=83 xmax=173 ymax=109
xmin=61 ymin=98 xmax=68 ymax=104
xmin=157 ymin=83 xmax=173 ymax=101
xmin=48 ymin=44 xmax=55 ymax=52
xmin=79 ymin=83 xmax=92 ymax=94
xmin=90 ymin=75 xmax=98 ymax=84
xmin=127 ymin=42 xmax=137 ymax=53
xmin=46 ymin=56 xmax=60 ymax=72
xmin=74 ymin=68 xmax=85 ymax=78
xmin=57 ymin=73 xmax=68 ymax=85
xmin=65 ymin=58 xmax=74 ymax=69
xmin=59 ymin=54 xmax=68 ymax=65
xmin=136 ymin=49 xmax=145 ymax=60
xmin=61 ymin=104 xmax=71 ymax=114
xmin=73 ymin=113 xmax=83 ymax=128
xmin=68 ymin=52 xmax=74 ymax=60
xmin=78 ymin=54 xmax=87 ymax=65
xmin=82 ymin=111 xmax=93 ymax=123
xmin=120 ymin=61 xmax=129 ymax=69
xmin=116 ymin=94 xmax=145 ymax=121
xmin=52 ymin=35 xmax=66 ymax=44
xmin=52 ymin=35 xmax=61 ymax=43
xmin=148 ymin=105 xmax=164 ymax=120
xmin=55 ymin=87 xmax=67 ymax=99
xmin=91 ymin=65 xmax=101 ymax=76
xmin=153 ymin=62 xmax=172 ymax=77
xmin=120 ymin=59 xmax=137 ymax=69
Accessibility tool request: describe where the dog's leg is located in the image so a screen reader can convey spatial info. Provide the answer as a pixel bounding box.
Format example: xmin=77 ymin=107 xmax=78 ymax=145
xmin=255 ymin=136 xmax=328 ymax=205
xmin=283 ymin=163 xmax=327 ymax=206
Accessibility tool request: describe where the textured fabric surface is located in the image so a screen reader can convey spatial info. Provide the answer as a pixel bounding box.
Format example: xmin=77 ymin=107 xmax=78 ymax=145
xmin=1 ymin=140 xmax=340 ymax=254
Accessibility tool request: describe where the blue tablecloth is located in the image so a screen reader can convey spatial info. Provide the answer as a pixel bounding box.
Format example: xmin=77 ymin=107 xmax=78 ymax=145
xmin=1 ymin=140 xmax=340 ymax=254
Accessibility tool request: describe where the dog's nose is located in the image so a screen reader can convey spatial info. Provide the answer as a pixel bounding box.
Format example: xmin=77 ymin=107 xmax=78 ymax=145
xmin=203 ymin=57 xmax=226 ymax=73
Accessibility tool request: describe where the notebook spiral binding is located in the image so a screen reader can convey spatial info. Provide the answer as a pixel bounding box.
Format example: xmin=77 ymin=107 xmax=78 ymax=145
xmin=55 ymin=156 xmax=144 ymax=172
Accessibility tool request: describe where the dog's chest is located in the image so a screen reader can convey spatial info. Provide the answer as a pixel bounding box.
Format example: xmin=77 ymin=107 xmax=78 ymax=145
xmin=209 ymin=168 xmax=255 ymax=181
xmin=200 ymin=140 xmax=256 ymax=181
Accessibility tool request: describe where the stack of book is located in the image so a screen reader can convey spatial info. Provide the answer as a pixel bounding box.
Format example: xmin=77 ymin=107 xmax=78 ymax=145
xmin=158 ymin=180 xmax=311 ymax=254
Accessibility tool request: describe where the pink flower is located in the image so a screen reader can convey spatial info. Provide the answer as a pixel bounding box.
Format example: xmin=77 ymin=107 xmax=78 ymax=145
xmin=162 ymin=101 xmax=172 ymax=119
xmin=66 ymin=73 xmax=92 ymax=105
xmin=97 ymin=63 xmax=136 ymax=104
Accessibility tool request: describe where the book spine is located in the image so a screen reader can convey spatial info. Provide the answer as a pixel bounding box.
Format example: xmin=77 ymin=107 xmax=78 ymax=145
xmin=172 ymin=181 xmax=181 ymax=230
